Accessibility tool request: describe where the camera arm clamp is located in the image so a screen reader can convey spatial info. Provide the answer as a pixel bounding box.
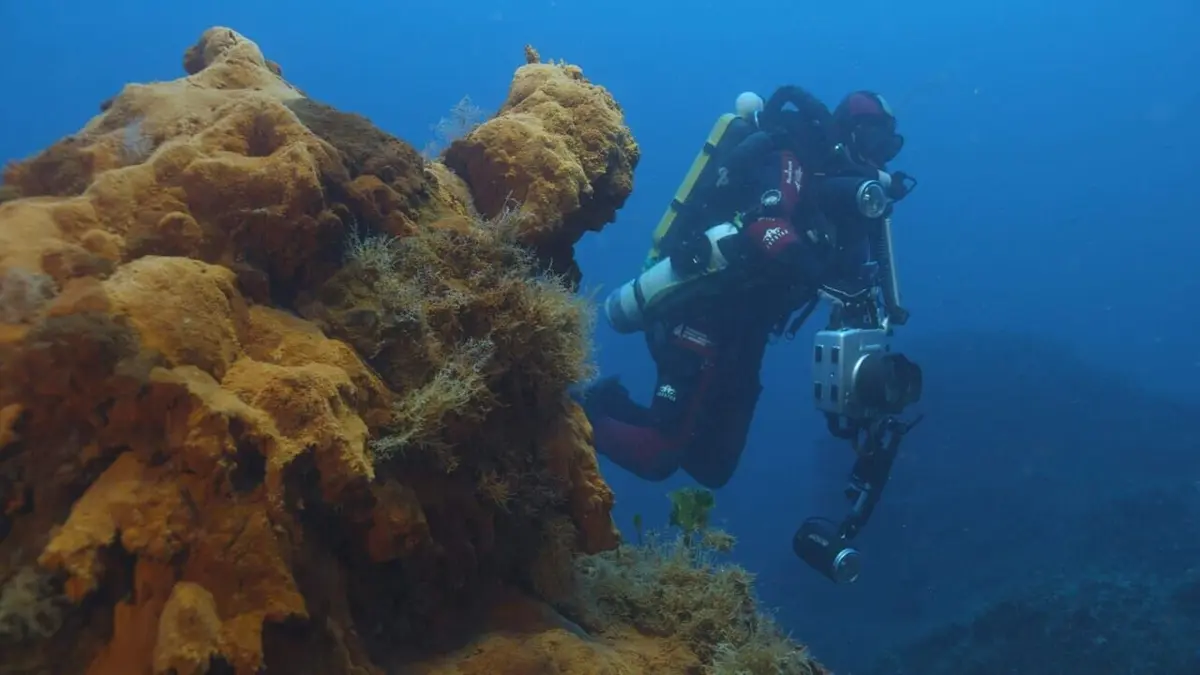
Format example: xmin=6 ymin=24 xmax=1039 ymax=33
xmin=792 ymin=411 xmax=923 ymax=584
xmin=827 ymin=412 xmax=924 ymax=541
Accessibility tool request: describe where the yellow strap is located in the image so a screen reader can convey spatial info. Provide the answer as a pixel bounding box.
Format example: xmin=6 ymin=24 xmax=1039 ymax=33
xmin=643 ymin=113 xmax=738 ymax=270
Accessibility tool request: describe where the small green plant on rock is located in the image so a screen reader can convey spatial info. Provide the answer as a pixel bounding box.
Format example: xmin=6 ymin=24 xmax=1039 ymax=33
xmin=668 ymin=486 xmax=715 ymax=547
xmin=562 ymin=487 xmax=825 ymax=675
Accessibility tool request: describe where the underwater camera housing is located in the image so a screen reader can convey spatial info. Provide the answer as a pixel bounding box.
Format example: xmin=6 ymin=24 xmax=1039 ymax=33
xmin=812 ymin=327 xmax=922 ymax=422
xmin=797 ymin=328 xmax=923 ymax=584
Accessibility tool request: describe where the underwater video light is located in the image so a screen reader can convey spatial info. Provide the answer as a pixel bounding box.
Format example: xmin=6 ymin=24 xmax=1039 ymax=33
xmin=793 ymin=517 xmax=861 ymax=584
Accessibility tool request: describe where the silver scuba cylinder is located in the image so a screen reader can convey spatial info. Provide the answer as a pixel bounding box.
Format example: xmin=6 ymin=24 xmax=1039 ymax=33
xmin=604 ymin=223 xmax=740 ymax=334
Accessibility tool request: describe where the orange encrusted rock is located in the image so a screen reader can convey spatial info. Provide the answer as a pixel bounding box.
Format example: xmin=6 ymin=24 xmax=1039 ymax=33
xmin=0 ymin=25 xmax=822 ymax=675
xmin=153 ymin=581 xmax=224 ymax=675
xmin=0 ymin=24 xmax=620 ymax=675
xmin=443 ymin=58 xmax=641 ymax=284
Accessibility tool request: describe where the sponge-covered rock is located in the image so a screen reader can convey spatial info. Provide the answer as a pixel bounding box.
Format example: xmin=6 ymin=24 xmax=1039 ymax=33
xmin=0 ymin=26 xmax=617 ymax=674
xmin=0 ymin=25 xmax=821 ymax=675
xmin=443 ymin=55 xmax=640 ymax=284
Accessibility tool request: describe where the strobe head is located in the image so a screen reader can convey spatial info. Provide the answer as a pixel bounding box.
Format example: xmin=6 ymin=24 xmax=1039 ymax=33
xmin=817 ymin=176 xmax=889 ymax=220
xmin=793 ymin=518 xmax=861 ymax=584
xmin=853 ymin=351 xmax=923 ymax=415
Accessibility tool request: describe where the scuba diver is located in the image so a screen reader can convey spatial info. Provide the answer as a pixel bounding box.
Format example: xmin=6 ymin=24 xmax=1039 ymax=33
xmin=583 ymin=85 xmax=926 ymax=583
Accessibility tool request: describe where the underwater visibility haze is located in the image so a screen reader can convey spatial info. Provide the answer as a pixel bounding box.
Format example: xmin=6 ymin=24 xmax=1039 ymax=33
xmin=0 ymin=0 xmax=1198 ymax=673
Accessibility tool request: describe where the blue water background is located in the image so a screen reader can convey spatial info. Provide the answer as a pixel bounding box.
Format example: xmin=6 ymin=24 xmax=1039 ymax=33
xmin=2 ymin=0 xmax=1198 ymax=669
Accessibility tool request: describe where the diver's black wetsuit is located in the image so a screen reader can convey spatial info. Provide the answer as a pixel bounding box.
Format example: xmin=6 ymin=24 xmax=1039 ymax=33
xmin=584 ymin=87 xmax=886 ymax=489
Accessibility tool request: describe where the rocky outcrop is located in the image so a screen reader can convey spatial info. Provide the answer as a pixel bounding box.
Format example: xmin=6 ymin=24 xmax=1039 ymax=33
xmin=442 ymin=47 xmax=639 ymax=285
xmin=0 ymin=26 xmax=820 ymax=675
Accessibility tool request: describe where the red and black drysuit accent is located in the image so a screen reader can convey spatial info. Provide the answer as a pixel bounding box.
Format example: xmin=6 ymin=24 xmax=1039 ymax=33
xmin=584 ymin=130 xmax=844 ymax=488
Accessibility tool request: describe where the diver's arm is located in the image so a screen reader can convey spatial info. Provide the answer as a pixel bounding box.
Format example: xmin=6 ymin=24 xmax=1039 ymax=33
xmin=762 ymin=85 xmax=833 ymax=130
xmin=729 ymin=215 xmax=830 ymax=289
xmin=722 ymin=87 xmax=834 ymax=179
xmin=723 ymin=131 xmax=776 ymax=178
xmin=720 ymin=148 xmax=831 ymax=287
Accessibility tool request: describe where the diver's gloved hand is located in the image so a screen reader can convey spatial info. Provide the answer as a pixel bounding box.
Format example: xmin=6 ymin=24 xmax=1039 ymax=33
xmin=737 ymin=217 xmax=830 ymax=286
xmin=743 ymin=217 xmax=801 ymax=262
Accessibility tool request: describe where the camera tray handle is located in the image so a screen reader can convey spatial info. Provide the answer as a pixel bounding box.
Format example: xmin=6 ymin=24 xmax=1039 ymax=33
xmin=830 ymin=413 xmax=924 ymax=541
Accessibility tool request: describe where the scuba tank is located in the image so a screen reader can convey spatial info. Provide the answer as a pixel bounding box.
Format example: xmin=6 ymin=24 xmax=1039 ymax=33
xmin=616 ymin=90 xmax=770 ymax=336
xmin=603 ymin=223 xmax=740 ymax=334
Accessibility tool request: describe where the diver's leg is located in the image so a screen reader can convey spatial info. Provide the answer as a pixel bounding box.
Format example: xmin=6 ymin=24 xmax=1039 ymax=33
xmin=680 ymin=323 xmax=769 ymax=489
xmin=583 ymin=318 xmax=719 ymax=482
